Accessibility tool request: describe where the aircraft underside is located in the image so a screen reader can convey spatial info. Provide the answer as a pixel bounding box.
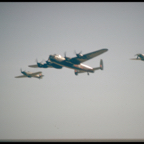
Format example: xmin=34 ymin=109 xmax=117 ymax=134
xmin=51 ymin=60 xmax=93 ymax=73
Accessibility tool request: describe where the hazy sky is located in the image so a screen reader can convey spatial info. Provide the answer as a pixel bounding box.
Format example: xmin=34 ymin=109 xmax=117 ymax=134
xmin=1 ymin=2 xmax=144 ymax=140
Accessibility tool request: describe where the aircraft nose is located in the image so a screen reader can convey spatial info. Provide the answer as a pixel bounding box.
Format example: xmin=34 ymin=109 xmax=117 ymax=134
xmin=49 ymin=55 xmax=52 ymax=60
xmin=49 ymin=55 xmax=54 ymax=61
xmin=104 ymin=48 xmax=108 ymax=51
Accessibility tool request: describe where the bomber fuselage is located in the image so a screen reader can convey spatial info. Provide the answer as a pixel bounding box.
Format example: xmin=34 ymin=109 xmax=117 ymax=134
xmin=49 ymin=54 xmax=94 ymax=73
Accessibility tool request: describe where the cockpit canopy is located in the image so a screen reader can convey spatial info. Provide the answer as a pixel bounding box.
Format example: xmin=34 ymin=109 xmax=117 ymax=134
xmin=53 ymin=54 xmax=63 ymax=58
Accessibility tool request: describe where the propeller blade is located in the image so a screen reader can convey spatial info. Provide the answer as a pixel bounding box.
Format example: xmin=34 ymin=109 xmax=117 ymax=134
xmin=36 ymin=59 xmax=38 ymax=63
xmin=46 ymin=60 xmax=50 ymax=65
xmin=135 ymin=54 xmax=141 ymax=59
xmin=40 ymin=59 xmax=45 ymax=63
xmin=48 ymin=56 xmax=50 ymax=61
xmin=74 ymin=50 xmax=77 ymax=55
xmin=36 ymin=59 xmax=43 ymax=64
xmin=64 ymin=52 xmax=67 ymax=59
xmin=135 ymin=53 xmax=141 ymax=56
xmin=64 ymin=52 xmax=71 ymax=61
xmin=64 ymin=52 xmax=67 ymax=58
xmin=74 ymin=50 xmax=83 ymax=57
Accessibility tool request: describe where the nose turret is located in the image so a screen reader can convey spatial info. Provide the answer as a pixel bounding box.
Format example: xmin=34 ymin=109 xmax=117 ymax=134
xmin=48 ymin=55 xmax=53 ymax=61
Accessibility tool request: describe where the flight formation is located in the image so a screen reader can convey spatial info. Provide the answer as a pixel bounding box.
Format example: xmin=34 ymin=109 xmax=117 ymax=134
xmin=15 ymin=49 xmax=144 ymax=79
xmin=15 ymin=48 xmax=108 ymax=79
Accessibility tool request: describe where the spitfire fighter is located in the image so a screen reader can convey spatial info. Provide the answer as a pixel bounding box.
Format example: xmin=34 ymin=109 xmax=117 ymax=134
xmin=29 ymin=48 xmax=108 ymax=75
xmin=15 ymin=69 xmax=44 ymax=79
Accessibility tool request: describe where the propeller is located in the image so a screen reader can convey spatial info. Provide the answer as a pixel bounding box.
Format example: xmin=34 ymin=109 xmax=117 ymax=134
xmin=74 ymin=50 xmax=83 ymax=58
xmin=135 ymin=54 xmax=141 ymax=59
xmin=64 ymin=52 xmax=70 ymax=61
xmin=36 ymin=59 xmax=43 ymax=67
xmin=20 ymin=68 xmax=25 ymax=73
xmin=36 ymin=59 xmax=44 ymax=63
xmin=42 ymin=59 xmax=46 ymax=63
xmin=46 ymin=59 xmax=51 ymax=65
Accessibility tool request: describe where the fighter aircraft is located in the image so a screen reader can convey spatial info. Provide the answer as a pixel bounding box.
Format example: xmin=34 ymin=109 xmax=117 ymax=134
xmin=130 ymin=53 xmax=144 ymax=61
xmin=15 ymin=69 xmax=44 ymax=79
xmin=29 ymin=48 xmax=108 ymax=75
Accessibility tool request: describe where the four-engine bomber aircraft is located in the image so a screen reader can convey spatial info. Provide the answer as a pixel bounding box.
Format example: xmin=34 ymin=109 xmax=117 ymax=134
xmin=130 ymin=53 xmax=144 ymax=61
xmin=29 ymin=48 xmax=108 ymax=75
xmin=15 ymin=69 xmax=44 ymax=79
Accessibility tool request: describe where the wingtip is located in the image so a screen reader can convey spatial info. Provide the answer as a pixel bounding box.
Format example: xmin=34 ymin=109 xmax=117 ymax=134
xmin=130 ymin=58 xmax=140 ymax=60
xmin=28 ymin=65 xmax=38 ymax=68
xmin=101 ymin=48 xmax=108 ymax=52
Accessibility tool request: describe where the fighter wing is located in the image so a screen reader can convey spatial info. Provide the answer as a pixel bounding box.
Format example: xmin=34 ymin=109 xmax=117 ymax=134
xmin=130 ymin=58 xmax=141 ymax=60
xmin=15 ymin=75 xmax=27 ymax=78
xmin=70 ymin=48 xmax=108 ymax=64
xmin=30 ymin=71 xmax=42 ymax=76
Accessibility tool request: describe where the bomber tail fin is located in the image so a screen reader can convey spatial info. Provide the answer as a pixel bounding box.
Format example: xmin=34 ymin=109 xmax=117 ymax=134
xmin=93 ymin=59 xmax=103 ymax=71
xmin=100 ymin=59 xmax=103 ymax=70
xmin=74 ymin=59 xmax=104 ymax=76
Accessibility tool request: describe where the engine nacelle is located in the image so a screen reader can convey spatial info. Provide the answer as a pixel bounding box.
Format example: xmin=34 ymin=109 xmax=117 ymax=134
xmin=46 ymin=61 xmax=63 ymax=69
xmin=51 ymin=63 xmax=63 ymax=69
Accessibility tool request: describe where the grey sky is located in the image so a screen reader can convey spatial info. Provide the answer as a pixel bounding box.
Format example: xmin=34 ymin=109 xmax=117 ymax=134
xmin=0 ymin=2 xmax=144 ymax=140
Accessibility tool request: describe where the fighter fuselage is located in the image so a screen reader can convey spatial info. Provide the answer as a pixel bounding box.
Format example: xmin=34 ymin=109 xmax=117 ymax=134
xmin=21 ymin=71 xmax=32 ymax=77
xmin=137 ymin=54 xmax=144 ymax=60
xmin=21 ymin=71 xmax=42 ymax=78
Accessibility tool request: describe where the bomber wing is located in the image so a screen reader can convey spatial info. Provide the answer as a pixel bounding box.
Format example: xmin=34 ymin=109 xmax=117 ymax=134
xmin=28 ymin=64 xmax=53 ymax=68
xmin=15 ymin=75 xmax=27 ymax=78
xmin=70 ymin=48 xmax=108 ymax=64
xmin=28 ymin=64 xmax=39 ymax=68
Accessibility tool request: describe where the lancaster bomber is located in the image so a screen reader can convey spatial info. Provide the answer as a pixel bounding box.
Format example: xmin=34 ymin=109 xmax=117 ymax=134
xmin=29 ymin=48 xmax=108 ymax=75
